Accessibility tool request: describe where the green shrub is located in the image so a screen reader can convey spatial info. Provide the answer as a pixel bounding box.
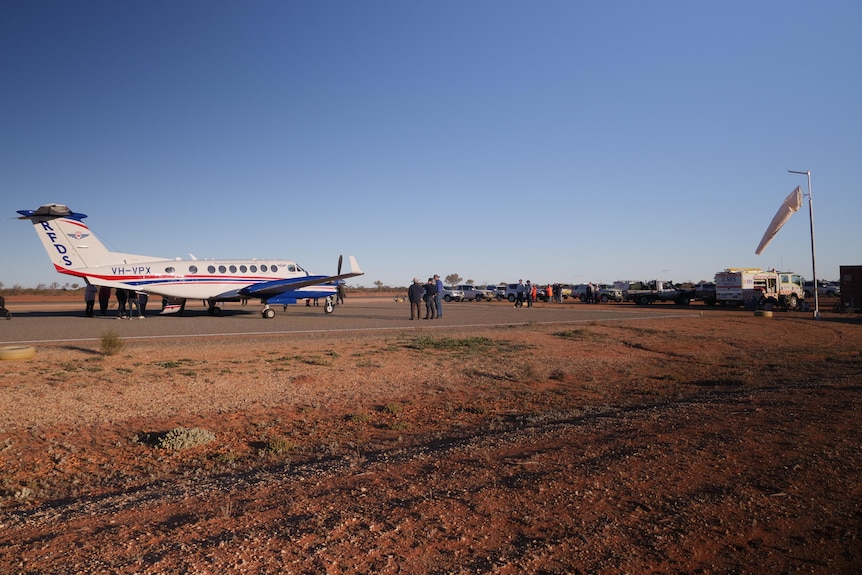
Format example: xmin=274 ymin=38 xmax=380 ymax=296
xmin=156 ymin=427 xmax=215 ymax=450
xmin=100 ymin=330 xmax=124 ymax=355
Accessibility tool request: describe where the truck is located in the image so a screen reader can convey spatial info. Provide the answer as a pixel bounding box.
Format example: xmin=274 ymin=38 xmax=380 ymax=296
xmin=455 ymin=284 xmax=496 ymax=301
xmin=714 ymin=268 xmax=805 ymax=310
xmin=620 ymin=280 xmax=695 ymax=305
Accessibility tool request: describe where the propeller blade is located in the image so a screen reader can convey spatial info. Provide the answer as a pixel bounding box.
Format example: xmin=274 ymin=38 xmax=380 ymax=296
xmin=338 ymin=255 xmax=343 ymax=276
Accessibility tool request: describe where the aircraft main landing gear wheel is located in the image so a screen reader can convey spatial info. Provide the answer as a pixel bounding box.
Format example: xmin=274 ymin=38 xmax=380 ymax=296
xmin=324 ymin=298 xmax=334 ymax=314
xmin=208 ymin=305 xmax=222 ymax=316
xmin=262 ymin=307 xmax=276 ymax=319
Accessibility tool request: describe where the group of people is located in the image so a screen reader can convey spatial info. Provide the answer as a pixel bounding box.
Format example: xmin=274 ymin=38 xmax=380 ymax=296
xmin=513 ymin=279 xmax=535 ymax=308
xmin=83 ymin=285 xmax=149 ymax=319
xmin=407 ymin=274 xmax=444 ymax=320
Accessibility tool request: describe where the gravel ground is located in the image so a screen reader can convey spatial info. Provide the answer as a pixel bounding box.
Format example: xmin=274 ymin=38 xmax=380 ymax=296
xmin=1 ymin=299 xmax=860 ymax=574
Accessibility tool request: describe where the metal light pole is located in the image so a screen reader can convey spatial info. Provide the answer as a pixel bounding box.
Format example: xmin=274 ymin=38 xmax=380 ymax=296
xmin=788 ymin=170 xmax=819 ymax=318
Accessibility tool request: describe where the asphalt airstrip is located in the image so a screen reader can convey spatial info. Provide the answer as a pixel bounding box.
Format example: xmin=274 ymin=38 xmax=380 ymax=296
xmin=0 ymin=297 xmax=708 ymax=346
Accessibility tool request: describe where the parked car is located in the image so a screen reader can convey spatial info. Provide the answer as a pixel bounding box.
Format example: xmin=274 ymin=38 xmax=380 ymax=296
xmin=498 ymin=283 xmax=521 ymax=302
xmin=571 ymin=283 xmax=604 ymax=302
xmin=694 ymin=282 xmax=717 ymax=306
xmin=803 ymin=280 xmax=839 ymax=298
xmin=597 ymin=284 xmax=623 ymax=302
xmin=441 ymin=287 xmax=464 ymax=302
xmin=456 ymin=284 xmax=496 ymax=301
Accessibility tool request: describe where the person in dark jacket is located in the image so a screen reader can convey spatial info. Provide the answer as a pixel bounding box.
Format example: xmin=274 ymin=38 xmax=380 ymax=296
xmin=407 ymin=278 xmax=424 ymax=320
xmin=115 ymin=288 xmax=128 ymax=319
xmin=423 ymin=278 xmax=438 ymax=319
xmin=84 ymin=284 xmax=97 ymax=317
xmin=98 ymin=286 xmax=112 ymax=315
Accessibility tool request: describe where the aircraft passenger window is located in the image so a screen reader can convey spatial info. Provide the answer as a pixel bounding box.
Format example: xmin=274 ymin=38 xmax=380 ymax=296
xmin=229 ymin=265 xmax=237 ymax=273
xmin=239 ymin=265 xmax=247 ymax=273
xmin=165 ymin=267 xmax=175 ymax=274
xmin=250 ymin=265 xmax=257 ymax=273
xmin=260 ymin=265 xmax=268 ymax=272
xmin=218 ymin=265 xmax=227 ymax=273
xmin=207 ymin=265 xmax=216 ymax=274
xmin=189 ymin=265 xmax=198 ymax=274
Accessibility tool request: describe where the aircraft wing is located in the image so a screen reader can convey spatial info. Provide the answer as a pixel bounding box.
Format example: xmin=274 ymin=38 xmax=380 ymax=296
xmin=239 ymin=256 xmax=363 ymax=299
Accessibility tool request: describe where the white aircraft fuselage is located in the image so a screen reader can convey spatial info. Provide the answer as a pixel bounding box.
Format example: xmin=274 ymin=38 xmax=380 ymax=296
xmin=18 ymin=203 xmax=361 ymax=317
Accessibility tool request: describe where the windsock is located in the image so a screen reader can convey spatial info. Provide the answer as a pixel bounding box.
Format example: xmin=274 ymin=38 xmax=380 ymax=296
xmin=755 ymin=186 xmax=803 ymax=255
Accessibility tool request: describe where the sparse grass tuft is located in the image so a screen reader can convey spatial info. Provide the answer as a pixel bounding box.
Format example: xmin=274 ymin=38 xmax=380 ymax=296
xmin=553 ymin=328 xmax=605 ymax=342
xmin=348 ymin=412 xmax=371 ymax=424
xmin=100 ymin=330 xmax=124 ymax=355
xmin=260 ymin=434 xmax=297 ymax=454
xmin=155 ymin=427 xmax=215 ymax=450
xmin=405 ymin=335 xmax=495 ymax=354
xmin=382 ymin=402 xmax=402 ymax=415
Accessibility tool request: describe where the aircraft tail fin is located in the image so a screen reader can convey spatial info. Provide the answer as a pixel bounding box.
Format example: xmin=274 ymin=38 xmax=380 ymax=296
xmin=17 ymin=203 xmax=160 ymax=272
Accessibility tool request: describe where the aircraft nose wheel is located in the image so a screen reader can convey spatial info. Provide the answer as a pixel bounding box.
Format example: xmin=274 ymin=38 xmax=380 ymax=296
xmin=324 ymin=298 xmax=334 ymax=314
xmin=262 ymin=306 xmax=276 ymax=319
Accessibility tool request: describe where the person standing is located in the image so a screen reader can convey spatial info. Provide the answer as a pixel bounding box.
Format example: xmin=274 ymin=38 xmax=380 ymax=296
xmin=407 ymin=278 xmax=424 ymax=320
xmin=336 ymin=281 xmax=346 ymax=305
xmin=526 ymin=280 xmax=534 ymax=308
xmin=115 ymin=288 xmax=128 ymax=319
xmin=126 ymin=290 xmax=140 ymax=319
xmin=84 ymin=284 xmax=97 ymax=317
xmin=515 ymin=279 xmax=525 ymax=308
xmin=434 ymin=274 xmax=444 ymax=319
xmin=98 ymin=286 xmax=111 ymax=315
xmin=424 ymin=278 xmax=438 ymax=319
xmin=137 ymin=292 xmax=149 ymax=318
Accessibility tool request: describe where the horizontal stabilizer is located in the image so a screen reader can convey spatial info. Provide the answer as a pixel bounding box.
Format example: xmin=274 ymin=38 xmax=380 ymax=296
xmin=18 ymin=204 xmax=87 ymax=222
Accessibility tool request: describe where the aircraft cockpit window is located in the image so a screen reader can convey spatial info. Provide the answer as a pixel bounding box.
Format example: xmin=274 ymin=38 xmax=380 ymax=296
xmin=287 ymin=264 xmax=296 ymax=272
xmin=218 ymin=265 xmax=227 ymax=273
xmin=207 ymin=265 xmax=216 ymax=274
xmin=189 ymin=265 xmax=198 ymax=274
xmin=250 ymin=265 xmax=257 ymax=273
xmin=165 ymin=266 xmax=175 ymax=274
xmin=239 ymin=265 xmax=247 ymax=273
xmin=229 ymin=265 xmax=237 ymax=273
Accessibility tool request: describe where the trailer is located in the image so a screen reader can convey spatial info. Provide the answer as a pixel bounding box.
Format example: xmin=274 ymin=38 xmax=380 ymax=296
xmin=714 ymin=268 xmax=804 ymax=310
xmin=839 ymin=265 xmax=862 ymax=313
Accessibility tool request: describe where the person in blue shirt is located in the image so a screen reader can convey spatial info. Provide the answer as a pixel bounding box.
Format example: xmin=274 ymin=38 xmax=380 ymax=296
xmin=434 ymin=274 xmax=444 ymax=319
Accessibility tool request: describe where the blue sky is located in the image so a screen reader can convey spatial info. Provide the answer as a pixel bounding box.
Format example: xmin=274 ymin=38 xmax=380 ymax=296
xmin=2 ymin=1 xmax=859 ymax=289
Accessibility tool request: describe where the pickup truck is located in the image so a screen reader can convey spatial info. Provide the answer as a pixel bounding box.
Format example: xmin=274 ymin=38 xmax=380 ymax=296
xmin=694 ymin=282 xmax=717 ymax=306
xmin=441 ymin=287 xmax=464 ymax=302
xmin=623 ymin=280 xmax=695 ymax=305
xmin=598 ymin=284 xmax=624 ymax=302
xmin=456 ymin=284 xmax=496 ymax=301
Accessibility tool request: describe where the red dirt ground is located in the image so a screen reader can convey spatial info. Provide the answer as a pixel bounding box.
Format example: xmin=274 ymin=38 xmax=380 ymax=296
xmin=0 ymin=296 xmax=859 ymax=574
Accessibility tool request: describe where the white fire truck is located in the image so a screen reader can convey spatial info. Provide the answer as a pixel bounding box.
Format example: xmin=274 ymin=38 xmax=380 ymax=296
xmin=714 ymin=268 xmax=805 ymax=310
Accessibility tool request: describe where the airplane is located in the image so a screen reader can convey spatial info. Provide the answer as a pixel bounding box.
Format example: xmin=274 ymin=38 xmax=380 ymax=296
xmin=17 ymin=203 xmax=363 ymax=318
